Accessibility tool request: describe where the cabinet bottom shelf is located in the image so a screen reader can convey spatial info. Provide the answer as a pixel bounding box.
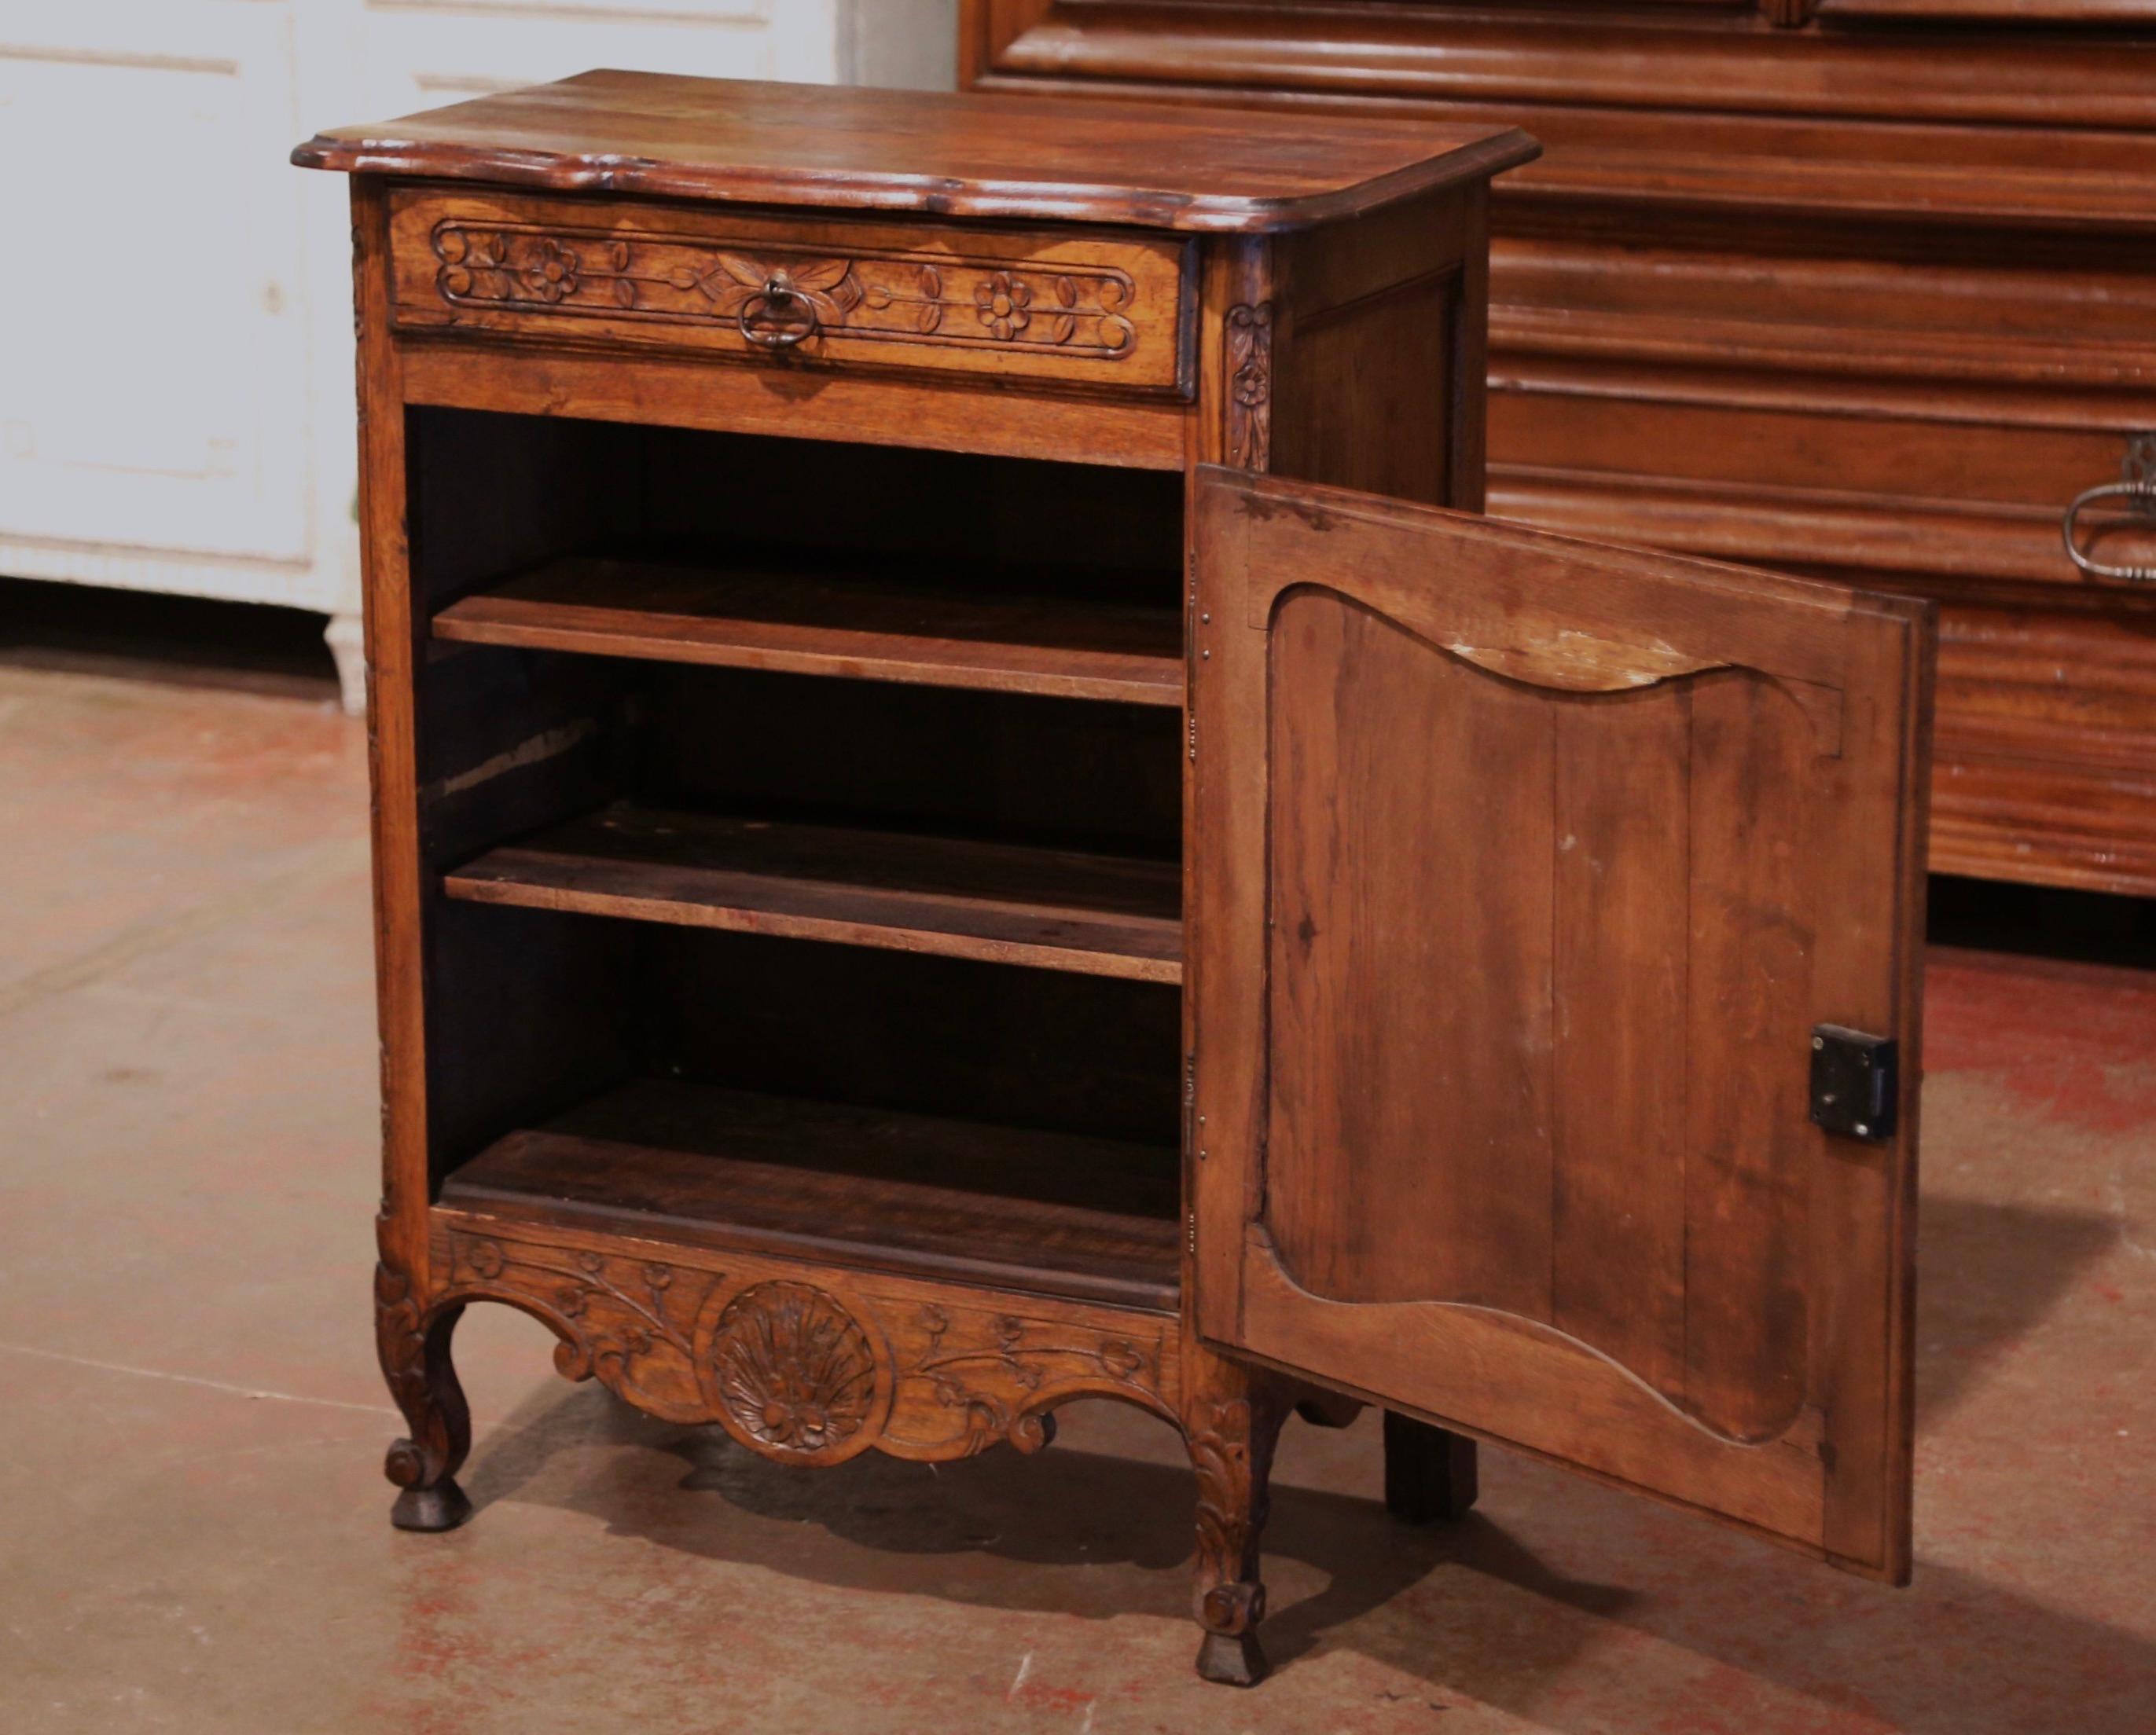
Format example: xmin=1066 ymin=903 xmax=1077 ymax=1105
xmin=436 ymin=1078 xmax=1181 ymax=1312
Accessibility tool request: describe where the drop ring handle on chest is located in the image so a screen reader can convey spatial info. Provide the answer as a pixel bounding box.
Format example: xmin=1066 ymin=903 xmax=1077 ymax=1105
xmin=2064 ymin=432 xmax=2156 ymax=584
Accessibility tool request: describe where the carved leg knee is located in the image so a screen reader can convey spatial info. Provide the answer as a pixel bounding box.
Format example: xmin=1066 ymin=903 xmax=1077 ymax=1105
xmin=376 ymin=1265 xmax=472 ymax=1532
xmin=1187 ymin=1388 xmax=1287 ymax=1688
xmin=1383 ymin=1411 xmax=1478 ymax=1524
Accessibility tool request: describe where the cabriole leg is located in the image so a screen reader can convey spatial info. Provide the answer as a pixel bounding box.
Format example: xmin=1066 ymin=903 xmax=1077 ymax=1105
xmin=1185 ymin=1366 xmax=1288 ymax=1687
xmin=1383 ymin=1410 xmax=1478 ymax=1524
xmin=375 ymin=1264 xmax=472 ymax=1531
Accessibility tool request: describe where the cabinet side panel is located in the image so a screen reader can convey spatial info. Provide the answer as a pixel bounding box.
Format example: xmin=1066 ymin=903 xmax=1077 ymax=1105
xmin=1273 ymin=284 xmax=1454 ymax=508
xmin=1271 ymin=189 xmax=1471 ymax=508
xmin=404 ymin=408 xmax=637 ymax=1179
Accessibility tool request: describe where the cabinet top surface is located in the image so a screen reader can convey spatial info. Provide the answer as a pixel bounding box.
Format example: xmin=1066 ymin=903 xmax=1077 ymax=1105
xmin=292 ymin=70 xmax=1537 ymax=233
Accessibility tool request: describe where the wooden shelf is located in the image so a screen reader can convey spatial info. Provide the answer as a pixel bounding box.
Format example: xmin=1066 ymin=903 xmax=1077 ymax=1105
xmin=432 ymin=556 xmax=1186 ymax=706
xmin=443 ymin=801 xmax=1183 ymax=982
xmin=437 ymin=1078 xmax=1181 ymax=1311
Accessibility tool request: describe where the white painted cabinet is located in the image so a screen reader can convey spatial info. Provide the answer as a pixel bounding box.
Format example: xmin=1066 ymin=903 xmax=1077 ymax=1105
xmin=0 ymin=0 xmax=954 ymax=710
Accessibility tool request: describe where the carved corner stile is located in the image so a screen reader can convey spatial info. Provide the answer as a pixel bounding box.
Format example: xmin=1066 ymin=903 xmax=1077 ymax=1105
xmin=1225 ymin=302 xmax=1274 ymax=472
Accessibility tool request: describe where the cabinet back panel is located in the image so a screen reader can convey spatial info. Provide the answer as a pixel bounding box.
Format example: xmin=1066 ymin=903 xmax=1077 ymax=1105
xmin=412 ymin=408 xmax=1184 ymax=607
xmin=641 ymin=667 xmax=1181 ymax=858
xmin=409 ymin=407 xmax=628 ymax=610
xmin=424 ymin=912 xmax=1179 ymax=1177
xmin=632 ymin=428 xmax=1184 ymax=602
xmin=425 ymin=901 xmax=637 ymax=1184
xmin=650 ymin=929 xmax=1181 ymax=1150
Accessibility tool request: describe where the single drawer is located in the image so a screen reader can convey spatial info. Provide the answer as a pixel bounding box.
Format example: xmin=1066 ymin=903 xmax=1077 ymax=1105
xmin=387 ymin=187 xmax=1196 ymax=396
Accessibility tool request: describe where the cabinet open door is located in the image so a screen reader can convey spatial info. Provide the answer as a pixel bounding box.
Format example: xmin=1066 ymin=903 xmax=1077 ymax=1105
xmin=1188 ymin=467 xmax=1934 ymax=1582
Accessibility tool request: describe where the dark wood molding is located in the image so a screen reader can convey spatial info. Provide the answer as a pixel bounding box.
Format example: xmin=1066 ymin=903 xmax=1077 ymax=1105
xmin=969 ymin=1 xmax=2156 ymax=135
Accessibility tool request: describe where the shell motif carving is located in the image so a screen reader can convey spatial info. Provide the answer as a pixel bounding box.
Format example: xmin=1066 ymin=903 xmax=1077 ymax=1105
xmin=707 ymin=1282 xmax=880 ymax=1462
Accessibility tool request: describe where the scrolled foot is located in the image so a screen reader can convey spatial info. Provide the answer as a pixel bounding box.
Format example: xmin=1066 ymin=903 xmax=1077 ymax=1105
xmin=377 ymin=1256 xmax=472 ymax=1533
xmin=390 ymin=1475 xmax=473 ymax=1532
xmin=1196 ymin=1630 xmax=1267 ymax=1688
xmin=1185 ymin=1364 xmax=1287 ymax=1688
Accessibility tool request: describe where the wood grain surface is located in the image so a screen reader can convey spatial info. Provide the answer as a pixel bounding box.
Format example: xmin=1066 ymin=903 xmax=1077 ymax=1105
xmin=295 ymin=68 xmax=1537 ymax=233
xmin=1190 ymin=466 xmax=1932 ymax=1579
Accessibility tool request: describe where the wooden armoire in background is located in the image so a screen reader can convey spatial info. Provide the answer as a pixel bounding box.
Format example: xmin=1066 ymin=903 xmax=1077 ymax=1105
xmin=963 ymin=0 xmax=2156 ymax=897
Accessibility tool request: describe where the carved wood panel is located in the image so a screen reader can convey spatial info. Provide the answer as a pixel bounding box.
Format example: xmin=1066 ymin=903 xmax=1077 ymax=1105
xmin=432 ymin=1220 xmax=1181 ymax=1464
xmin=388 ymin=190 xmax=1195 ymax=394
xmin=1223 ymin=303 xmax=1273 ymax=471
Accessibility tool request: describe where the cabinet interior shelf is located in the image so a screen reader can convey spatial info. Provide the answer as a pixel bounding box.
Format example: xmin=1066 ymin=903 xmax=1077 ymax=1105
xmin=436 ymin=1078 xmax=1181 ymax=1312
xmin=443 ymin=801 xmax=1184 ymax=982
xmin=432 ymin=556 xmax=1186 ymax=706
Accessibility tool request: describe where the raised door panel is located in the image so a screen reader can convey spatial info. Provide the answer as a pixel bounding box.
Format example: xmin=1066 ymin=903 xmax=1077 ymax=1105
xmin=1188 ymin=467 xmax=1933 ymax=1577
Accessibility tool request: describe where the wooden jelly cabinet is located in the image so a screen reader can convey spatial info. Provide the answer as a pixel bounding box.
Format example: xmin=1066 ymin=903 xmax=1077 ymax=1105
xmin=296 ymin=73 xmax=1932 ymax=1687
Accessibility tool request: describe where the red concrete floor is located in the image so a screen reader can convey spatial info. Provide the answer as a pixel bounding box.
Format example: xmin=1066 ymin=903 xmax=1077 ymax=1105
xmin=2 ymin=662 xmax=2151 ymax=1734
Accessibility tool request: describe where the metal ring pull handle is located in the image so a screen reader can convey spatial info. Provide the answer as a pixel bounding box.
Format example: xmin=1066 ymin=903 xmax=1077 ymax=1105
xmin=2064 ymin=433 xmax=2156 ymax=584
xmin=2064 ymin=482 xmax=2156 ymax=585
xmin=738 ymin=277 xmax=817 ymax=349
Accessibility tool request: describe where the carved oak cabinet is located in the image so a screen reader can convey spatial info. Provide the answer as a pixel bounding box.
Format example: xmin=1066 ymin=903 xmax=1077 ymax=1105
xmin=296 ymin=73 xmax=1935 ymax=1688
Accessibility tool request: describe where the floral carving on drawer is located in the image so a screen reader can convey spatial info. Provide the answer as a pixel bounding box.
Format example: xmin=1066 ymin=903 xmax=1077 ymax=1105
xmin=429 ymin=221 xmax=1141 ymax=361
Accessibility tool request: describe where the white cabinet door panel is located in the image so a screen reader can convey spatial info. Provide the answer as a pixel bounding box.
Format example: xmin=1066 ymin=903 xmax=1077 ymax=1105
xmin=0 ymin=4 xmax=310 ymax=566
xmin=0 ymin=0 xmax=946 ymax=702
xmin=353 ymin=0 xmax=825 ymax=121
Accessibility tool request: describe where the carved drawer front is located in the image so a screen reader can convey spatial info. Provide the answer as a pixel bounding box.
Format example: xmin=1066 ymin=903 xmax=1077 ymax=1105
xmin=387 ymin=188 xmax=1195 ymax=396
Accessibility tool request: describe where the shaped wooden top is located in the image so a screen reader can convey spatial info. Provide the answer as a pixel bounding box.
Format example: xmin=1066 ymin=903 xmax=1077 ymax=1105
xmin=293 ymin=70 xmax=1537 ymax=233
